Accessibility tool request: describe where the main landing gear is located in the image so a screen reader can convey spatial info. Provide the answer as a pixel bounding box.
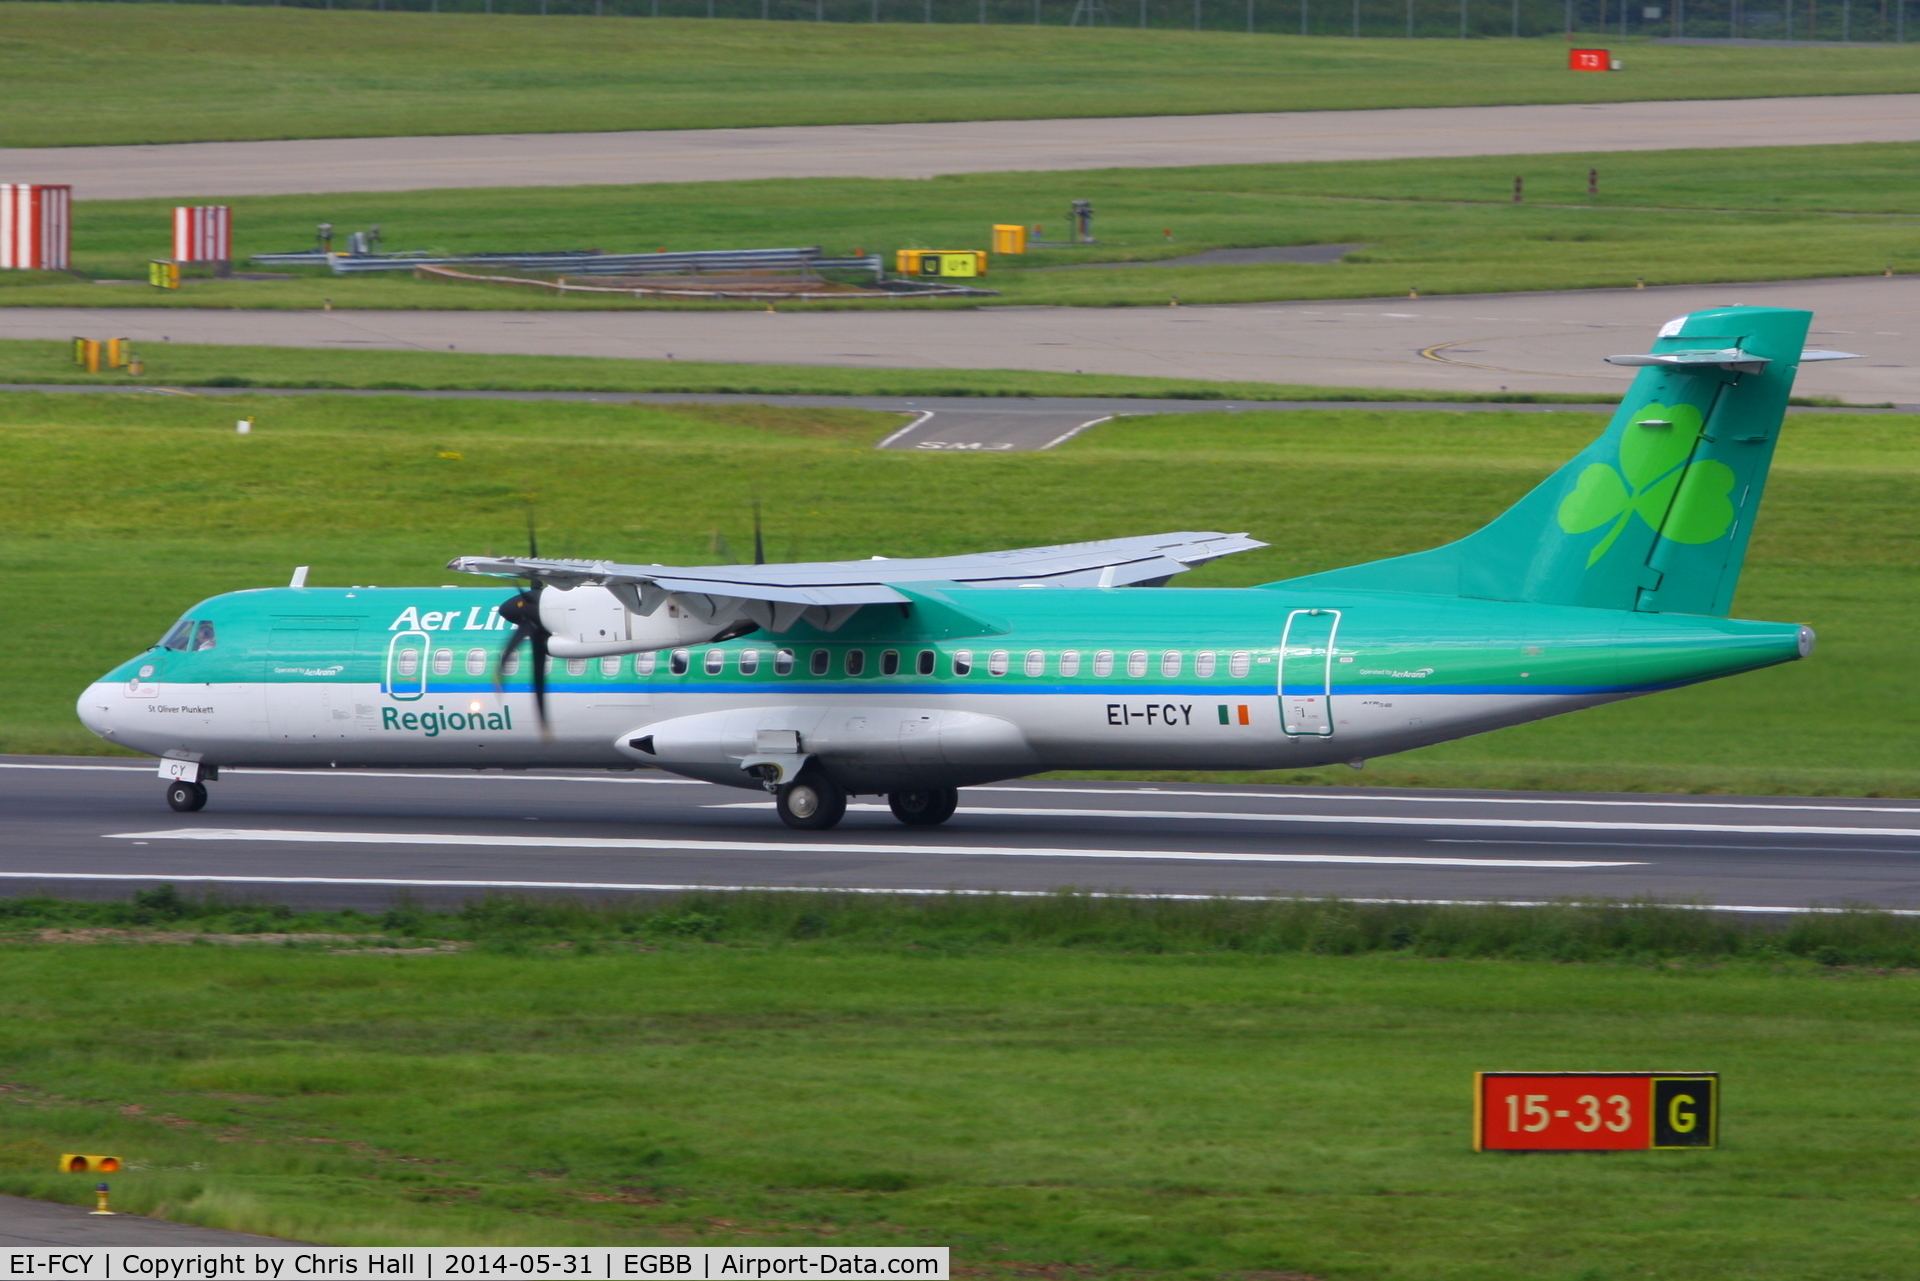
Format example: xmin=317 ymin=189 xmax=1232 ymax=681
xmin=888 ymin=788 xmax=959 ymax=827
xmin=775 ymin=767 xmax=849 ymax=831
xmin=165 ymin=780 xmax=208 ymax=812
xmin=772 ymin=771 xmax=961 ymax=832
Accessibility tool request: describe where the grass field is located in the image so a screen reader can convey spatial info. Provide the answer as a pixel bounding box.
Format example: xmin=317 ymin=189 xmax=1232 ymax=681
xmin=24 ymin=142 xmax=1920 ymax=311
xmin=7 ymin=7 xmax=1920 ymax=148
xmin=1 ymin=892 xmax=1918 ymax=1275
xmin=0 ymin=338 xmax=1605 ymax=402
xmin=5 ymin=389 xmax=1914 ymax=795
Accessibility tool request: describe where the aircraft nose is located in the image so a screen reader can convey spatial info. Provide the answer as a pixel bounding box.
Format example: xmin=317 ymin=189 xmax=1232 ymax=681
xmin=75 ymin=683 xmax=120 ymax=741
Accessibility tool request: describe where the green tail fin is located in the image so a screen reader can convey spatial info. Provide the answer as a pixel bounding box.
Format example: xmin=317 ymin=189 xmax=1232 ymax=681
xmin=1275 ymin=305 xmax=1813 ymax=616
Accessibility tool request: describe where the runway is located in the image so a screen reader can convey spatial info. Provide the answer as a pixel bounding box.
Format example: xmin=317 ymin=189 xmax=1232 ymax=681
xmin=7 ymin=758 xmax=1918 ymax=914
xmin=9 ymin=95 xmax=1920 ymax=200
xmin=13 ymin=273 xmax=1919 ymax=400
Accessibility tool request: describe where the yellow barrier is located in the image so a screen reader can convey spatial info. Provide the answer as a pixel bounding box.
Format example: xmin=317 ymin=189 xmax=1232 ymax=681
xmin=991 ymin=224 xmax=1027 ymax=255
xmin=72 ymin=338 xmax=100 ymax=373
xmin=106 ymin=337 xmax=128 ymax=369
xmin=894 ymin=249 xmax=987 ymax=279
xmin=148 ymin=259 xmax=180 ymax=289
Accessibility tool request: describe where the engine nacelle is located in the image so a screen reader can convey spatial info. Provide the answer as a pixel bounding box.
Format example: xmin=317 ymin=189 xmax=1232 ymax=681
xmin=613 ymin=705 xmax=1038 ymax=793
xmin=539 ymin=585 xmax=747 ymax=659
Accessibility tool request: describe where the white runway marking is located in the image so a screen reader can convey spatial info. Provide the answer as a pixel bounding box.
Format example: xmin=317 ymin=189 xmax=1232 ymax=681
xmin=715 ymin=802 xmax=1920 ymax=840
xmin=100 ymin=828 xmax=1637 ymax=869
xmin=12 ymin=762 xmax=1915 ymax=815
xmin=1 ymin=870 xmax=1904 ymax=914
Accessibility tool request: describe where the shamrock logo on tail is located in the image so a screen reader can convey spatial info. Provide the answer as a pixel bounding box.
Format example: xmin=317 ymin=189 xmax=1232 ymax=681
xmin=1556 ymin=402 xmax=1739 ymax=567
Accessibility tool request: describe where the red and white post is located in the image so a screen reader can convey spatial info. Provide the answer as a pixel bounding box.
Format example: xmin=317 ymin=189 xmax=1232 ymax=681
xmin=0 ymin=184 xmax=73 ymax=270
xmin=172 ymin=205 xmax=231 ymax=269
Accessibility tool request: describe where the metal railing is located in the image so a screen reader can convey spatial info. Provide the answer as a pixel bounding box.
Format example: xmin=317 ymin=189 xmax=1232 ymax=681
xmin=20 ymin=0 xmax=1913 ymax=42
xmin=251 ymin=246 xmax=886 ymax=279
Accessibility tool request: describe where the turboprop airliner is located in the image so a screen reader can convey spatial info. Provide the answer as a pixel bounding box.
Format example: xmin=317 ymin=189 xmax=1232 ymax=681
xmin=79 ymin=306 xmax=1845 ymax=830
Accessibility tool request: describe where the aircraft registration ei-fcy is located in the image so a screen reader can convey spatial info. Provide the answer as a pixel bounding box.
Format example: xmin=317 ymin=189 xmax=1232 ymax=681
xmin=79 ymin=306 xmax=1847 ymax=830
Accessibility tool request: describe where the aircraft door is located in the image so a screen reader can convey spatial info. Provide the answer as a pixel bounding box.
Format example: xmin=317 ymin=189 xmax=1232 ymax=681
xmin=385 ymin=630 xmax=429 ymax=701
xmin=1279 ymin=609 xmax=1341 ymax=736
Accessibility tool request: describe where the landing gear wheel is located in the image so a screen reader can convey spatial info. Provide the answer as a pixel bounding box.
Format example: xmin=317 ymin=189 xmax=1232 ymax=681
xmin=165 ymin=780 xmax=208 ymax=812
xmin=776 ymin=768 xmax=847 ymax=831
xmin=888 ymin=787 xmax=959 ymax=827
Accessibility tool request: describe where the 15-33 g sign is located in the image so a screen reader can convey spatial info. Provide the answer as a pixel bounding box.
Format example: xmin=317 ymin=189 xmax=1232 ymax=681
xmin=1474 ymin=1072 xmax=1718 ymax=1151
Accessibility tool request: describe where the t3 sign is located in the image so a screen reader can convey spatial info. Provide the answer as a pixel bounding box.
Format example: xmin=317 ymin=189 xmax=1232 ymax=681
xmin=1474 ymin=1072 xmax=1718 ymax=1151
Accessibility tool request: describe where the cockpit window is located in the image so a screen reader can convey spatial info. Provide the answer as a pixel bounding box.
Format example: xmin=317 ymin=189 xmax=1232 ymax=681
xmin=159 ymin=619 xmax=195 ymax=651
xmin=193 ymin=621 xmax=217 ymax=651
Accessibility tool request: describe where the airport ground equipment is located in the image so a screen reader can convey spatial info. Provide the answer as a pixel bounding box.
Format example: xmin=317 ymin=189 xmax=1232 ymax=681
xmin=992 ymin=225 xmax=1027 ymax=254
xmin=1475 ymin=1072 xmax=1718 ymax=1151
xmin=0 ymin=183 xmax=70 ymax=270
xmin=172 ymin=205 xmax=232 ymax=274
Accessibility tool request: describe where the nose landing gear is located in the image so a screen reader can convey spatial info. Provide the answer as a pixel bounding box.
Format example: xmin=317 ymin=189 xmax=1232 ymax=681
xmin=165 ymin=780 xmax=208 ymax=812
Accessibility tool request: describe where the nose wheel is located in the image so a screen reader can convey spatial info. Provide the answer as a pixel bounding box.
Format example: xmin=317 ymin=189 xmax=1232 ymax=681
xmin=165 ymin=780 xmax=208 ymax=812
xmin=888 ymin=788 xmax=958 ymax=826
xmin=775 ymin=768 xmax=848 ymax=831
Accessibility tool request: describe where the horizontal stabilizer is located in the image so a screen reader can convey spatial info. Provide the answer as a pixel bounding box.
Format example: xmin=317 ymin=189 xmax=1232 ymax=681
xmin=1606 ymin=346 xmax=1860 ymax=374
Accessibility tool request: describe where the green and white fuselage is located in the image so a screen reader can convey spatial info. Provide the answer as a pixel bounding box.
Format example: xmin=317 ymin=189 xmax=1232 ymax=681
xmin=77 ymin=305 xmax=1831 ymax=819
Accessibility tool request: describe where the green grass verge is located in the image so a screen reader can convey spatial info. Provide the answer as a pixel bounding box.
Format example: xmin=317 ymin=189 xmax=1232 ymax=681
xmin=2 ymin=890 xmax=1918 ymax=1274
xmin=0 ymin=338 xmax=1600 ymax=402
xmin=28 ymin=143 xmax=1920 ymax=311
xmin=9 ymin=6 xmax=1920 ymax=148
xmin=5 ymin=390 xmax=1914 ymax=794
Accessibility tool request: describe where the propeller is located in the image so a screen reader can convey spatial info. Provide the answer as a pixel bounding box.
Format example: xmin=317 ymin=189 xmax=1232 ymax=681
xmin=495 ymin=508 xmax=552 ymax=735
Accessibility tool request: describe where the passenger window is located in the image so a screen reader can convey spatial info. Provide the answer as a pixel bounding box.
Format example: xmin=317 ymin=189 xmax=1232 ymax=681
xmin=193 ymin=621 xmax=217 ymax=651
xmin=881 ymin=650 xmax=900 ymax=676
xmin=810 ymin=649 xmax=830 ymax=676
xmin=1024 ymin=650 xmax=1045 ymax=677
xmin=396 ymin=648 xmax=420 ymax=678
xmin=1195 ymin=651 xmax=1217 ymax=678
xmin=669 ymin=649 xmax=690 ymax=675
xmin=704 ymin=649 xmax=725 ymax=675
xmin=565 ymin=658 xmax=586 ymax=677
xmin=845 ymin=649 xmax=866 ymax=676
xmin=159 ymin=619 xmax=194 ymax=651
xmin=1060 ymin=649 xmax=1081 ymax=677
xmin=1230 ymin=651 xmax=1252 ymax=678
xmin=1160 ymin=650 xmax=1182 ymax=678
xmin=952 ymin=649 xmax=973 ymax=676
xmin=988 ymin=650 xmax=1010 ymax=677
xmin=917 ymin=649 xmax=936 ymax=676
xmin=774 ymin=648 xmax=795 ymax=675
xmin=601 ymin=655 xmax=621 ymax=677
xmin=433 ymin=649 xmax=454 ymax=676
xmin=740 ymin=649 xmax=760 ymax=675
xmin=1127 ymin=650 xmax=1148 ymax=678
xmin=1093 ymin=650 xmax=1114 ymax=677
xmin=634 ymin=652 xmax=657 ymax=676
xmin=501 ymin=652 xmax=520 ymax=676
xmin=466 ymin=648 xmax=489 ymax=675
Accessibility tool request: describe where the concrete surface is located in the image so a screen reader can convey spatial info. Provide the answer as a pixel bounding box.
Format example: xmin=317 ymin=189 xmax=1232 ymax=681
xmin=0 ymin=1193 xmax=296 ymax=1245
xmin=4 ymin=759 xmax=1918 ymax=911
xmin=7 ymin=95 xmax=1920 ymax=200
xmin=8 ymin=273 xmax=1916 ymax=401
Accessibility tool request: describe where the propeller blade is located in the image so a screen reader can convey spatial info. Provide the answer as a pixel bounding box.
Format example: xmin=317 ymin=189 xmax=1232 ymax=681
xmin=495 ymin=585 xmax=551 ymax=733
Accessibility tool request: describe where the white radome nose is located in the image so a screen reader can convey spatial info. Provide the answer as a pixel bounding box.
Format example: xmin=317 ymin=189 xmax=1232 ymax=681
xmin=75 ymin=684 xmax=118 ymax=740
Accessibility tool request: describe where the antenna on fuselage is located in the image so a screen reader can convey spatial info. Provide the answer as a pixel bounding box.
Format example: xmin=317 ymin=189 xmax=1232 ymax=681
xmin=753 ymin=500 xmax=766 ymax=566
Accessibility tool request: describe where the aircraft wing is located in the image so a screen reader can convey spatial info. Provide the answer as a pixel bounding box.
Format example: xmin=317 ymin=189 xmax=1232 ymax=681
xmin=449 ymin=530 xmax=1266 ymax=610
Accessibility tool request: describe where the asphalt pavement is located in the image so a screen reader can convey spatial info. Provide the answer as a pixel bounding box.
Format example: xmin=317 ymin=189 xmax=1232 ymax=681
xmin=7 ymin=95 xmax=1920 ymax=199
xmin=15 ymin=274 xmax=1917 ymax=400
xmin=0 ymin=1194 xmax=295 ymax=1245
xmin=7 ymin=758 xmax=1917 ymax=913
